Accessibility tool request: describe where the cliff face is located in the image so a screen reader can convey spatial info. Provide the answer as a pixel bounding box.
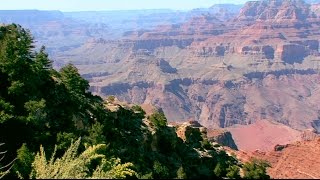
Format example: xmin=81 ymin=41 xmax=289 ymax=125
xmin=222 ymin=136 xmax=320 ymax=179
xmin=207 ymin=129 xmax=238 ymax=150
xmin=237 ymin=0 xmax=312 ymax=21
xmin=191 ymin=0 xmax=320 ymax=63
xmin=175 ymin=121 xmax=208 ymax=146
xmin=311 ymin=3 xmax=320 ymax=17
xmin=88 ymin=73 xmax=320 ymax=132
xmin=255 ymin=138 xmax=320 ymax=179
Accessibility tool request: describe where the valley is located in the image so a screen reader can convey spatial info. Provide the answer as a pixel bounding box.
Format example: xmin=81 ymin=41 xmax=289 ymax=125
xmin=49 ymin=0 xmax=320 ymax=135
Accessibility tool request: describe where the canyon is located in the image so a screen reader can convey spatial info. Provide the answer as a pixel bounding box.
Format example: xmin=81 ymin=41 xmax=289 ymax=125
xmin=2 ymin=0 xmax=320 ymax=171
xmin=51 ymin=0 xmax=320 ymax=136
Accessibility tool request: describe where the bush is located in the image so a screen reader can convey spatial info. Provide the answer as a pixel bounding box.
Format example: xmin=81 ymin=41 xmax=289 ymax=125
xmin=176 ymin=166 xmax=187 ymax=179
xmin=148 ymin=111 xmax=167 ymax=128
xmin=13 ymin=144 xmax=35 ymax=178
xmin=242 ymin=158 xmax=271 ymax=179
xmin=226 ymin=165 xmax=241 ymax=179
xmin=30 ymin=138 xmax=135 ymax=179
xmin=153 ymin=161 xmax=169 ymax=179
xmin=107 ymin=96 xmax=115 ymax=103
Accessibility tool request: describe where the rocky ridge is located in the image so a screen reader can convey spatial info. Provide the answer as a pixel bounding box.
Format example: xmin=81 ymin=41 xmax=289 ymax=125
xmin=207 ymin=129 xmax=238 ymax=150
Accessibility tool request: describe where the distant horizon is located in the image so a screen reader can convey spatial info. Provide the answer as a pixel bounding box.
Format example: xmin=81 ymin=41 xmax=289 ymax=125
xmin=0 ymin=0 xmax=248 ymax=12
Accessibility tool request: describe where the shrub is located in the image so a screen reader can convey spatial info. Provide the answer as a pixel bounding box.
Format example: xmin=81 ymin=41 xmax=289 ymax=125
xmin=30 ymin=138 xmax=135 ymax=179
xmin=242 ymin=158 xmax=271 ymax=179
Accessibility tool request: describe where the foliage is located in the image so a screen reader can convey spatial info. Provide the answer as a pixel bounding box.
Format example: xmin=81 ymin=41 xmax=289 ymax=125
xmin=138 ymin=172 xmax=153 ymax=179
xmin=153 ymin=161 xmax=169 ymax=179
xmin=107 ymin=96 xmax=115 ymax=103
xmin=30 ymin=138 xmax=135 ymax=179
xmin=92 ymin=158 xmax=135 ymax=179
xmin=12 ymin=144 xmax=35 ymax=179
xmin=176 ymin=166 xmax=187 ymax=179
xmin=83 ymin=122 xmax=106 ymax=146
xmin=131 ymin=104 xmax=146 ymax=119
xmin=214 ymin=162 xmax=223 ymax=177
xmin=243 ymin=158 xmax=271 ymax=179
xmin=56 ymin=132 xmax=78 ymax=152
xmin=0 ymin=98 xmax=14 ymax=123
xmin=148 ymin=111 xmax=167 ymax=128
xmin=226 ymin=165 xmax=241 ymax=179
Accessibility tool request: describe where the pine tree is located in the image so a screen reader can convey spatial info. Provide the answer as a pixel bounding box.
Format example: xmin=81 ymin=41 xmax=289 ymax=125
xmin=243 ymin=159 xmax=271 ymax=179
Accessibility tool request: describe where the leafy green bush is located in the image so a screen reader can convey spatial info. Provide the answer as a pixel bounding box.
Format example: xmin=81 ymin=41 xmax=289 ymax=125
xmin=153 ymin=161 xmax=169 ymax=179
xmin=107 ymin=96 xmax=115 ymax=103
xmin=13 ymin=144 xmax=35 ymax=179
xmin=30 ymin=138 xmax=135 ymax=179
xmin=243 ymin=158 xmax=271 ymax=179
xmin=226 ymin=165 xmax=241 ymax=179
xmin=176 ymin=166 xmax=187 ymax=179
xmin=148 ymin=111 xmax=167 ymax=128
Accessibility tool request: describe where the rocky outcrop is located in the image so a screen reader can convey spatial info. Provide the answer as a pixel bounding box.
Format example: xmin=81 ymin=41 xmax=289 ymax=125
xmin=311 ymin=120 xmax=320 ymax=133
xmin=278 ymin=43 xmax=307 ymax=64
xmin=311 ymin=3 xmax=320 ymax=16
xmin=223 ymin=137 xmax=320 ymax=179
xmin=207 ymin=129 xmax=238 ymax=150
xmin=176 ymin=121 xmax=207 ymax=145
xmin=132 ymin=38 xmax=194 ymax=52
xmin=300 ymin=129 xmax=319 ymax=141
xmin=251 ymin=137 xmax=320 ymax=179
xmin=237 ymin=0 xmax=313 ymax=22
xmin=239 ymin=45 xmax=275 ymax=59
xmin=188 ymin=0 xmax=320 ymax=62
xmin=209 ymin=4 xmax=242 ymax=20
xmin=273 ymin=144 xmax=289 ymax=151
xmin=156 ymin=59 xmax=177 ymax=73
xmin=194 ymin=44 xmax=230 ymax=57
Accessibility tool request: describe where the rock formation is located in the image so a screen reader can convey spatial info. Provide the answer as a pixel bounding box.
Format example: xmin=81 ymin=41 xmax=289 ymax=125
xmin=175 ymin=121 xmax=208 ymax=144
xmin=207 ymin=129 xmax=238 ymax=150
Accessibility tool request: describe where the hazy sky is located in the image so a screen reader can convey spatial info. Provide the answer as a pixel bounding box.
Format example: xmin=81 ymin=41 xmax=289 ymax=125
xmin=0 ymin=0 xmax=248 ymax=11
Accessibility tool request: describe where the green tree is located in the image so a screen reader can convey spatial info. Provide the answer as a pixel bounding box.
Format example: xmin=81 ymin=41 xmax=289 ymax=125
xmin=214 ymin=162 xmax=223 ymax=177
xmin=176 ymin=166 xmax=187 ymax=179
xmin=243 ymin=159 xmax=270 ymax=179
xmin=148 ymin=111 xmax=167 ymax=128
xmin=153 ymin=161 xmax=169 ymax=179
xmin=12 ymin=144 xmax=35 ymax=179
xmin=226 ymin=165 xmax=241 ymax=179
xmin=0 ymin=98 xmax=14 ymax=123
xmin=24 ymin=99 xmax=47 ymax=125
xmin=131 ymin=105 xmax=146 ymax=119
xmin=59 ymin=64 xmax=89 ymax=96
xmin=34 ymin=46 xmax=52 ymax=71
xmin=56 ymin=132 xmax=77 ymax=152
xmin=107 ymin=95 xmax=115 ymax=103
xmin=84 ymin=122 xmax=106 ymax=146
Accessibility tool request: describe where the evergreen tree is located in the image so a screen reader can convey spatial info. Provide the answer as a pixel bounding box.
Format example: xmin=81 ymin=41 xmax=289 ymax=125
xmin=12 ymin=144 xmax=34 ymax=179
xmin=243 ymin=159 xmax=271 ymax=179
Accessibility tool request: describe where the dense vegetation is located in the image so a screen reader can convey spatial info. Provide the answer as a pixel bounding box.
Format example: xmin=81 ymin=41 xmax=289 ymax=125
xmin=0 ymin=24 xmax=270 ymax=179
